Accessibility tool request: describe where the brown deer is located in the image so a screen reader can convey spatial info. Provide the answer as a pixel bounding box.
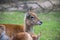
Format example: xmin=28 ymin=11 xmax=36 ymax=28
xmin=12 ymin=11 xmax=42 ymax=40
xmin=0 ymin=8 xmax=42 ymax=40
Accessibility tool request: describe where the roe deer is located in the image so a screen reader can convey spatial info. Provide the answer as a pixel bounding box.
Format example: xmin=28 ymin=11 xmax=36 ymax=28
xmin=24 ymin=7 xmax=42 ymax=40
xmin=0 ymin=8 xmax=42 ymax=40
xmin=24 ymin=11 xmax=42 ymax=40
xmin=11 ymin=14 xmax=42 ymax=40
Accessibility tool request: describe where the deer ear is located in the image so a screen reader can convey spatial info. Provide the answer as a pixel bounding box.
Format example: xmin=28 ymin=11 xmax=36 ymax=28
xmin=26 ymin=12 xmax=30 ymax=17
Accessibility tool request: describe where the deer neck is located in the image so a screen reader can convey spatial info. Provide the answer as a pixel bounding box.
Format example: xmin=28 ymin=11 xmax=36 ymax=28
xmin=24 ymin=19 xmax=34 ymax=33
xmin=24 ymin=12 xmax=34 ymax=33
xmin=25 ymin=24 xmax=34 ymax=33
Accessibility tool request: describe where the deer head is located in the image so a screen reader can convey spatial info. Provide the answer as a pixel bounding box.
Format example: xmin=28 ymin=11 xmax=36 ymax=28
xmin=24 ymin=11 xmax=42 ymax=32
xmin=24 ymin=7 xmax=42 ymax=32
xmin=25 ymin=11 xmax=42 ymax=26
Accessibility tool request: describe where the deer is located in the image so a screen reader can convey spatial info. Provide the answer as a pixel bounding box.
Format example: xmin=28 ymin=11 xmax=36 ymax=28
xmin=12 ymin=10 xmax=42 ymax=40
xmin=0 ymin=7 xmax=42 ymax=40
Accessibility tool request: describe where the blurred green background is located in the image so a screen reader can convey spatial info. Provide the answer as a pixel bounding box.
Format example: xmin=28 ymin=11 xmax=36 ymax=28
xmin=0 ymin=12 xmax=60 ymax=40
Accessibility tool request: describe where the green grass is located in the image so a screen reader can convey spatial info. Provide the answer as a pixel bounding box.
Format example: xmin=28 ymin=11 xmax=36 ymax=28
xmin=0 ymin=12 xmax=24 ymax=24
xmin=0 ymin=11 xmax=60 ymax=40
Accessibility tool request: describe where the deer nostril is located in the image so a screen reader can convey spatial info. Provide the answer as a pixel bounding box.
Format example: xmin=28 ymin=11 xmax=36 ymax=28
xmin=40 ymin=21 xmax=42 ymax=24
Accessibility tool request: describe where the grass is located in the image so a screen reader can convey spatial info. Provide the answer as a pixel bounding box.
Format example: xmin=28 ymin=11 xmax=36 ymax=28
xmin=0 ymin=11 xmax=60 ymax=40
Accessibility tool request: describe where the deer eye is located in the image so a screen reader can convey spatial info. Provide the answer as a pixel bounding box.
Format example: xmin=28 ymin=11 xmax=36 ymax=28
xmin=31 ymin=16 xmax=34 ymax=19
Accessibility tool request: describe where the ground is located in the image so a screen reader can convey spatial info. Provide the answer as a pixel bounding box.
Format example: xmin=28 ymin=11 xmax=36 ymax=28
xmin=0 ymin=11 xmax=60 ymax=40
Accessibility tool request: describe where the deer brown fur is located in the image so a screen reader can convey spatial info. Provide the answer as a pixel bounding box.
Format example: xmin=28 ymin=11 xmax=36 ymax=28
xmin=0 ymin=24 xmax=25 ymax=37
xmin=12 ymin=32 xmax=33 ymax=40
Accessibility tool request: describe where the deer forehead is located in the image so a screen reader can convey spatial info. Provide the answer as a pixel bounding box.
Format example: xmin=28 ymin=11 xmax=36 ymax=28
xmin=29 ymin=12 xmax=39 ymax=18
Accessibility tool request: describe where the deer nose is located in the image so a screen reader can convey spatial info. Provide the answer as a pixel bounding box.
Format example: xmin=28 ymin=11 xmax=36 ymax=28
xmin=37 ymin=21 xmax=42 ymax=25
xmin=40 ymin=21 xmax=42 ymax=24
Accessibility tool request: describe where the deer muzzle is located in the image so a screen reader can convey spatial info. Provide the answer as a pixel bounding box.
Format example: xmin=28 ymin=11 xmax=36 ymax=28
xmin=37 ymin=21 xmax=42 ymax=25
